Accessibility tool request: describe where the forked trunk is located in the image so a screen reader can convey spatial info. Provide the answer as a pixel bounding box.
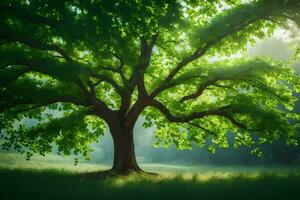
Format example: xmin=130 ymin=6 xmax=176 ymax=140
xmin=109 ymin=126 xmax=142 ymax=173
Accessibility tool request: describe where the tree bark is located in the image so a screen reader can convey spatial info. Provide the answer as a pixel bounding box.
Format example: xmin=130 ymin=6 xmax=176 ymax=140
xmin=109 ymin=125 xmax=142 ymax=173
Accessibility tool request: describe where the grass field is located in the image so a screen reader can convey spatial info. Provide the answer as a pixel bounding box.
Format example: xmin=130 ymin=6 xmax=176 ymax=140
xmin=1 ymin=152 xmax=300 ymax=200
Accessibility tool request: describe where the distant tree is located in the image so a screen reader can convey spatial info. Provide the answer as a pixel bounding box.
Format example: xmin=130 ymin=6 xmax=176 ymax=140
xmin=0 ymin=0 xmax=299 ymax=173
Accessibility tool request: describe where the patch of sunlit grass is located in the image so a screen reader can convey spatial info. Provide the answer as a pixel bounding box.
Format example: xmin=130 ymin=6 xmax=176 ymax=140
xmin=0 ymin=152 xmax=110 ymax=172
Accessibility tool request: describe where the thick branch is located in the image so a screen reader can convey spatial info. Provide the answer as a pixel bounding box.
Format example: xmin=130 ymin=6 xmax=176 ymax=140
xmin=150 ymin=99 xmax=230 ymax=122
xmin=180 ymin=79 xmax=217 ymax=102
xmin=150 ymin=99 xmax=258 ymax=131
xmin=89 ymin=71 xmax=123 ymax=95
xmin=150 ymin=17 xmax=262 ymax=98
xmin=129 ymin=33 xmax=159 ymax=94
xmin=123 ymin=33 xmax=159 ymax=117
xmin=97 ymin=65 xmax=127 ymax=85
xmin=0 ymin=50 xmax=123 ymax=96
xmin=0 ymin=67 xmax=30 ymax=86
xmin=1 ymin=95 xmax=88 ymax=113
xmin=76 ymin=79 xmax=113 ymax=117
xmin=0 ymin=29 xmax=73 ymax=62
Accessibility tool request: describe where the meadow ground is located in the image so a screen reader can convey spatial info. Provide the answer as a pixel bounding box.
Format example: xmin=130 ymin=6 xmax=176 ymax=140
xmin=1 ymin=152 xmax=300 ymax=200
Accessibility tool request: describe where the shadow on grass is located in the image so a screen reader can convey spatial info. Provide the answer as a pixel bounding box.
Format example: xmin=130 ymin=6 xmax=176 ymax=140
xmin=0 ymin=167 xmax=299 ymax=200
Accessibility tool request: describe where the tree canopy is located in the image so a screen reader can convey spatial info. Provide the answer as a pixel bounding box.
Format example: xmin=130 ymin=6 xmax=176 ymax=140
xmin=0 ymin=0 xmax=300 ymax=169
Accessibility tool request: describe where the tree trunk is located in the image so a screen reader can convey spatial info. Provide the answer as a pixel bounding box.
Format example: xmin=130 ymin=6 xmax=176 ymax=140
xmin=109 ymin=126 xmax=142 ymax=173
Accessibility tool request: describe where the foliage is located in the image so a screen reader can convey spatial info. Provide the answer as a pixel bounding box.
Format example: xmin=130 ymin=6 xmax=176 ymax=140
xmin=0 ymin=0 xmax=300 ymax=161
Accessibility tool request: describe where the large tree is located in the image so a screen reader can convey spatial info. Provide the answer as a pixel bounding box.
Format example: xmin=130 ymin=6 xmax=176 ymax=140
xmin=0 ymin=0 xmax=300 ymax=173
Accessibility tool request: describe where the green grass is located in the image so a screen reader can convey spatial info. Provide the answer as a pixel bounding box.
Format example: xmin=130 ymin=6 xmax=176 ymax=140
xmin=0 ymin=152 xmax=108 ymax=172
xmin=1 ymin=168 xmax=300 ymax=200
xmin=1 ymin=152 xmax=300 ymax=200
